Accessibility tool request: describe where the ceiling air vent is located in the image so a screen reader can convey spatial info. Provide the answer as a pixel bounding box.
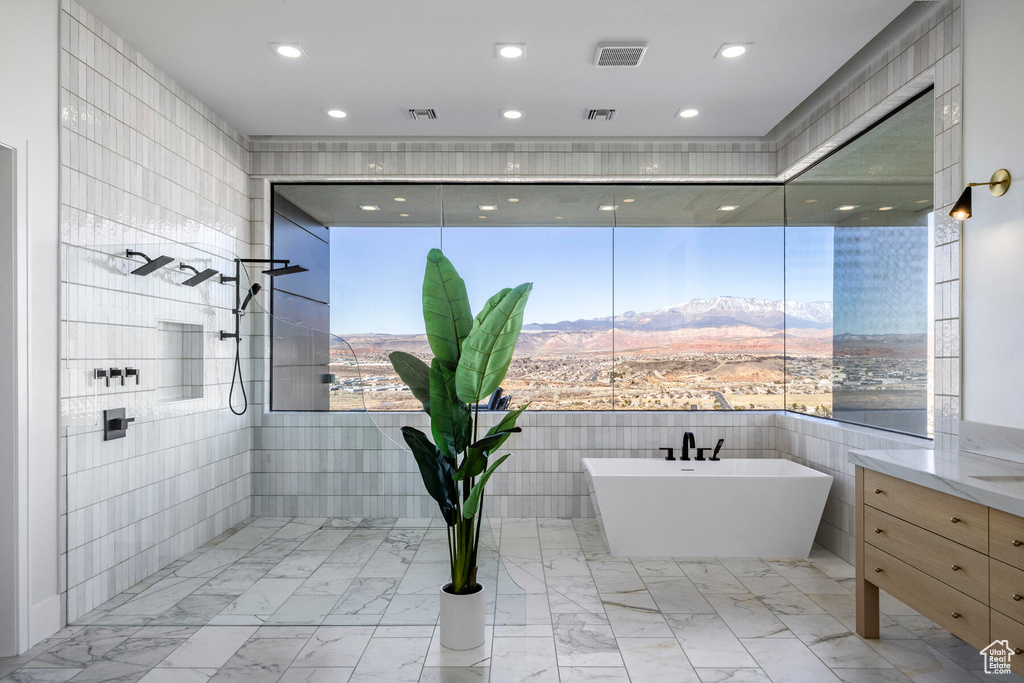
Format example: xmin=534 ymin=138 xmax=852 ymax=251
xmin=586 ymin=109 xmax=617 ymax=121
xmin=594 ymin=42 xmax=648 ymax=67
xmin=408 ymin=108 xmax=438 ymax=120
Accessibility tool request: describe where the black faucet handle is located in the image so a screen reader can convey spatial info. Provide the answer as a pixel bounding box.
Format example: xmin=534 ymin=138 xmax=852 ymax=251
xmin=694 ymin=448 xmax=708 ymax=461
xmin=659 ymin=447 xmax=675 ymax=461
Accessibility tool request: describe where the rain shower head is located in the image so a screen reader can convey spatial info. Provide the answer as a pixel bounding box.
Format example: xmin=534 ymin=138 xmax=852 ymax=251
xmin=126 ymin=250 xmax=174 ymax=276
xmin=263 ymin=264 xmax=308 ymax=277
xmin=179 ymin=263 xmax=219 ymax=286
xmin=239 ymin=283 xmax=262 ymax=313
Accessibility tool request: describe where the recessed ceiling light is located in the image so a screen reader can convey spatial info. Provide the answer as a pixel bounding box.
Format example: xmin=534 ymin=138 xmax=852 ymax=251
xmin=835 ymin=205 xmax=860 ymax=211
xmin=507 ymin=197 xmax=519 ymax=202
xmin=394 ymin=197 xmax=406 ymax=202
xmin=359 ymin=205 xmax=380 ymax=211
xmin=478 ymin=215 xmax=487 ymax=219
xmin=496 ymin=44 xmax=526 ymax=59
xmin=718 ymin=44 xmax=748 ymax=59
xmin=915 ymin=199 xmax=931 ymax=204
xmin=270 ymin=43 xmax=305 ymax=59
xmin=677 ymin=108 xmax=699 ymax=118
xmin=717 ymin=205 xmax=740 ymax=211
xmin=599 ymin=205 xmax=618 ymax=211
xmin=622 ymin=198 xmax=635 ymax=203
xmin=804 ymin=199 xmax=818 ymax=204
xmin=400 ymin=213 xmax=409 ymax=217
xmin=554 ymin=216 xmax=564 ymax=220
xmin=478 ymin=205 xmax=497 ymax=211
xmin=324 ymin=109 xmax=348 ymax=119
xmin=878 ymin=206 xmax=894 ymax=211
xmin=502 ymin=109 xmax=524 ymax=119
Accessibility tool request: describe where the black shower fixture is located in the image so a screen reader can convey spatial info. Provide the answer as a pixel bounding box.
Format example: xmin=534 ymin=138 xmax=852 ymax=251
xmin=179 ymin=263 xmax=219 ymax=286
xmin=263 ymin=263 xmax=309 ymax=277
xmin=219 ymin=258 xmax=306 ymax=415
xmin=126 ymin=250 xmax=174 ymax=276
xmin=239 ymin=283 xmax=262 ymax=313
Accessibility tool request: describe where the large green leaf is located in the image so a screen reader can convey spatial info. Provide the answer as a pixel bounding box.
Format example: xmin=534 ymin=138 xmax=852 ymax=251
xmin=389 ymin=351 xmax=431 ymax=414
xmin=484 ymin=403 xmax=530 ymax=453
xmin=422 ymin=249 xmax=473 ymax=371
xmin=462 ymin=454 xmax=512 ymax=519
xmin=456 ymin=428 xmax=521 ymax=480
xmin=473 ymin=287 xmax=511 ymax=329
xmin=455 ymin=283 xmax=533 ymax=403
xmin=400 ymin=426 xmax=458 ymax=525
xmin=429 ymin=359 xmax=472 ymax=460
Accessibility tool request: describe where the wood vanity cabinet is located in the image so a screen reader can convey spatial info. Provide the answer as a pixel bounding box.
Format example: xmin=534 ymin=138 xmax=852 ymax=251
xmin=856 ymin=467 xmax=1024 ymax=674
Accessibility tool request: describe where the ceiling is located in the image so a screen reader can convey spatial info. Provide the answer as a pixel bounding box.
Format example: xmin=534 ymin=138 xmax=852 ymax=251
xmin=276 ymin=93 xmax=934 ymax=229
xmin=79 ymin=0 xmax=916 ymax=138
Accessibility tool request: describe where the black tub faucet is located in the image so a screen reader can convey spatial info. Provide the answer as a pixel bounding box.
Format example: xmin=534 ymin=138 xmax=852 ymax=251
xmin=659 ymin=447 xmax=675 ymax=461
xmin=681 ymin=432 xmax=695 ymax=461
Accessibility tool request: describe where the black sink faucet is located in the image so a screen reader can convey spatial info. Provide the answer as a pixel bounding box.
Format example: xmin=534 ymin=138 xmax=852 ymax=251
xmin=659 ymin=447 xmax=675 ymax=461
xmin=681 ymin=432 xmax=695 ymax=461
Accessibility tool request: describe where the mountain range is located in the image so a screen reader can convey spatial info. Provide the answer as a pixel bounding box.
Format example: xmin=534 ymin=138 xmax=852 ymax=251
xmin=522 ymin=297 xmax=833 ymax=332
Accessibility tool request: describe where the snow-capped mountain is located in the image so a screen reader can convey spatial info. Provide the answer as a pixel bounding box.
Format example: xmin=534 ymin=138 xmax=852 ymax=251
xmin=523 ymin=296 xmax=833 ymax=332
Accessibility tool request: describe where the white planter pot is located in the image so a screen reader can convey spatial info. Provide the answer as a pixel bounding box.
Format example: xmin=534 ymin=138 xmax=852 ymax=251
xmin=439 ymin=582 xmax=485 ymax=650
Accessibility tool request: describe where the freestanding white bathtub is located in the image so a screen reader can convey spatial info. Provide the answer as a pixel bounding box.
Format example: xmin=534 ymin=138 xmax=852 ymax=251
xmin=583 ymin=458 xmax=833 ymax=558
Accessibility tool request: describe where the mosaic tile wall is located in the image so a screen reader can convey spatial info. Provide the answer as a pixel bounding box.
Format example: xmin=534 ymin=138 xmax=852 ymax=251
xmin=59 ymin=0 xmax=255 ymax=622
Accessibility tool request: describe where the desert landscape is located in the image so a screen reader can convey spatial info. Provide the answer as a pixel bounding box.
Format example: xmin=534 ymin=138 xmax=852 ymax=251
xmin=327 ymin=296 xmax=926 ymax=416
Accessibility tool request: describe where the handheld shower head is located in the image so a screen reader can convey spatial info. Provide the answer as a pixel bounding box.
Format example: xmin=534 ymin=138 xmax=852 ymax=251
xmin=238 ymin=283 xmax=262 ymax=313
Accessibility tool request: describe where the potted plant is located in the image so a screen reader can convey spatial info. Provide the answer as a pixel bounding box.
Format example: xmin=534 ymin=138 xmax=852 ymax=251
xmin=389 ymin=248 xmax=532 ymax=650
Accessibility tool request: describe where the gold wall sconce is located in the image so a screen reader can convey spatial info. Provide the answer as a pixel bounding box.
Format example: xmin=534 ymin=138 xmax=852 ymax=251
xmin=949 ymin=168 xmax=1011 ymax=220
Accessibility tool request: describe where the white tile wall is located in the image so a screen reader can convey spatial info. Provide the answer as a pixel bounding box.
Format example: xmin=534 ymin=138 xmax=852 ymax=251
xmin=60 ymin=0 xmax=255 ymax=622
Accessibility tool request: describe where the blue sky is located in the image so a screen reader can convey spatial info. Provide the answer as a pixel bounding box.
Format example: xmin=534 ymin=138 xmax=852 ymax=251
xmin=329 ymin=225 xmax=834 ymax=334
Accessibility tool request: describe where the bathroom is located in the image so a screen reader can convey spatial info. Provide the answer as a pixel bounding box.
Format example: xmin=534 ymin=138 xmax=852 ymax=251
xmin=3 ymin=0 xmax=1024 ymax=681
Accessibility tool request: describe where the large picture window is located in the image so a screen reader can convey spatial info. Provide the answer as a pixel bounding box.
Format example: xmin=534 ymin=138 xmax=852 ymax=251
xmin=269 ymin=94 xmax=934 ymax=437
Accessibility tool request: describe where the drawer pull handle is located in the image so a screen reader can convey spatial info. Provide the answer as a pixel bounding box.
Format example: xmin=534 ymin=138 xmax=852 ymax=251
xmin=875 ymin=567 xmax=883 ymax=573
xmin=951 ymin=565 xmax=960 ymax=571
xmin=874 ymin=489 xmax=883 ymax=494
xmin=951 ymin=612 xmax=961 ymax=619
xmin=874 ymin=528 xmax=883 ymax=534
xmin=1014 ymin=594 xmax=1023 ymax=602
xmin=950 ymin=517 xmax=960 ymax=524
xmin=1014 ymin=540 xmax=1023 ymax=547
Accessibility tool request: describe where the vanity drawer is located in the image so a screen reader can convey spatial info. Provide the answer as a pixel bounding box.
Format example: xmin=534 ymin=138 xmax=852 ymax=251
xmin=865 ymin=544 xmax=989 ymax=649
xmin=864 ymin=469 xmax=988 ymax=552
xmin=865 ymin=506 xmax=989 ymax=603
xmin=990 ymin=611 xmax=1024 ymax=676
xmin=991 ymin=509 xmax=1024 ymax=571
xmin=992 ymin=559 xmax=1024 ymax=623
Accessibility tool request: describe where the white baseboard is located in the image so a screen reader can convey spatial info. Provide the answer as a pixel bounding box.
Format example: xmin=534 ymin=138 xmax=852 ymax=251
xmin=28 ymin=595 xmax=61 ymax=649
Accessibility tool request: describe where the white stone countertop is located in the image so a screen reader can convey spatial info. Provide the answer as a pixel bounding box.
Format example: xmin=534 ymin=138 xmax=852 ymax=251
xmin=849 ymin=448 xmax=1024 ymax=518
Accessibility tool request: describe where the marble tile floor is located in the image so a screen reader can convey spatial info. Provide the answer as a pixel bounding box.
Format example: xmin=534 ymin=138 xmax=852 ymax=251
xmin=5 ymin=516 xmax=1019 ymax=682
